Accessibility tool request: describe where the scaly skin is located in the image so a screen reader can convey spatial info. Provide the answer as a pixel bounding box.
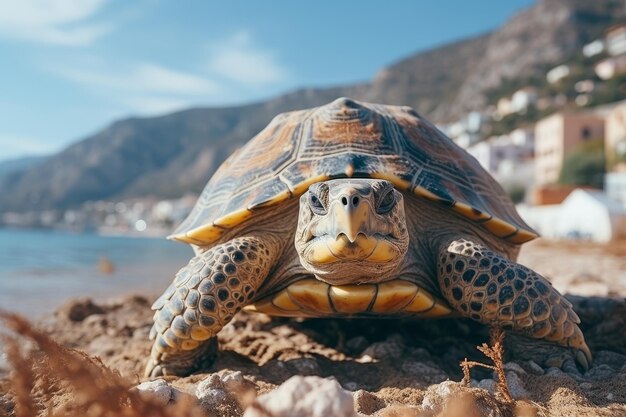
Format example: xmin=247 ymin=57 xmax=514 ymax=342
xmin=144 ymin=234 xmax=281 ymax=377
xmin=437 ymin=238 xmax=591 ymax=369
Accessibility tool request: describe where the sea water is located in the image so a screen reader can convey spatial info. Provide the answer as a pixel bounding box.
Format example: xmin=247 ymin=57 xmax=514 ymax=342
xmin=0 ymin=228 xmax=193 ymax=318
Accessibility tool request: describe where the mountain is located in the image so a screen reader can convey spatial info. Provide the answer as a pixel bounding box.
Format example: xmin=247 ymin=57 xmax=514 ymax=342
xmin=1 ymin=0 xmax=623 ymax=212
xmin=0 ymin=155 xmax=47 ymax=178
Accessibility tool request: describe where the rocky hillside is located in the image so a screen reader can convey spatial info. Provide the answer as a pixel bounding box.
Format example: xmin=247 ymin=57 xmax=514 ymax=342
xmin=1 ymin=0 xmax=623 ymax=212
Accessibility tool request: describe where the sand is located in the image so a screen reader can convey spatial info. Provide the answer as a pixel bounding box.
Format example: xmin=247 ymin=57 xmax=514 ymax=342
xmin=2 ymin=239 xmax=626 ymax=416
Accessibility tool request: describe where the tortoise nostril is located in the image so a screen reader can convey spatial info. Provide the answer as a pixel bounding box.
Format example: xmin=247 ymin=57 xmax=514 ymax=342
xmin=352 ymin=196 xmax=359 ymax=206
xmin=341 ymin=196 xmax=348 ymax=206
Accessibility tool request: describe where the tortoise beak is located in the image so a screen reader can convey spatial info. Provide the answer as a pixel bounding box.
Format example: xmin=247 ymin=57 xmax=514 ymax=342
xmin=331 ymin=189 xmax=370 ymax=243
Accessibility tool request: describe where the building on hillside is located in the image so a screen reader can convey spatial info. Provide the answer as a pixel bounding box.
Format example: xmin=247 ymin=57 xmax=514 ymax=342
xmin=534 ymin=112 xmax=605 ymax=186
xmin=606 ymin=172 xmax=626 ymax=208
xmin=517 ymin=189 xmax=626 ymax=242
xmin=437 ymin=111 xmax=487 ymax=149
xmin=509 ymin=87 xmax=538 ymax=114
xmin=546 ymin=64 xmax=570 ymax=84
xmin=583 ymin=39 xmax=605 ymax=58
xmin=467 ymin=128 xmax=534 ymax=192
xmin=606 ymin=24 xmax=626 ymax=57
xmin=605 ymin=100 xmax=626 ymax=171
xmin=595 ymin=54 xmax=626 ymax=80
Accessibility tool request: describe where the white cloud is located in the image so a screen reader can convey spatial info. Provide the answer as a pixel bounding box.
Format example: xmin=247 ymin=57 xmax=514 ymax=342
xmin=0 ymin=0 xmax=111 ymax=46
xmin=120 ymin=95 xmax=197 ymax=114
xmin=0 ymin=134 xmax=59 ymax=159
xmin=54 ymin=62 xmax=221 ymax=96
xmin=207 ymin=31 xmax=289 ymax=86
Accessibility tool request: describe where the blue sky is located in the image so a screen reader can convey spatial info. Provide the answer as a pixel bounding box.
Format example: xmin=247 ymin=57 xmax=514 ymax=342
xmin=0 ymin=0 xmax=535 ymax=161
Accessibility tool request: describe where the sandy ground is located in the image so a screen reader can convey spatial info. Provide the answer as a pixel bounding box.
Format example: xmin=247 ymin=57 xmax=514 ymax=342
xmin=2 ymin=239 xmax=626 ymax=416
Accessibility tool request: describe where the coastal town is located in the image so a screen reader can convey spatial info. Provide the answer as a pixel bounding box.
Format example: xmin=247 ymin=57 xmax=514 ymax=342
xmin=3 ymin=23 xmax=626 ymax=242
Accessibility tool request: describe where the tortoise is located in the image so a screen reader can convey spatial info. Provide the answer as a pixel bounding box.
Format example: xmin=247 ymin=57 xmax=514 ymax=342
xmin=145 ymin=97 xmax=591 ymax=377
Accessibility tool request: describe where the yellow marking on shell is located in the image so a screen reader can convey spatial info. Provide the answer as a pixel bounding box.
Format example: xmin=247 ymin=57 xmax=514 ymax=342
xmin=290 ymin=174 xmax=332 ymax=196
xmin=272 ymin=291 xmax=300 ymax=311
xmin=345 ymin=164 xmax=355 ymax=177
xmin=213 ymin=208 xmax=254 ymax=228
xmin=244 ymin=299 xmax=314 ymax=318
xmin=413 ymin=187 xmax=538 ymax=244
xmin=169 ymin=232 xmax=208 ymax=245
xmin=484 ymin=218 xmax=517 ymax=238
xmin=371 ymin=280 xmax=417 ymax=313
xmin=287 ymin=279 xmax=334 ymax=314
xmin=403 ymin=289 xmax=435 ymax=313
xmin=366 ymin=240 xmax=397 ymax=262
xmin=181 ymin=340 xmax=200 ymax=350
xmin=413 ymin=186 xmax=443 ymax=202
xmin=452 ymin=202 xmax=492 ymax=222
xmin=190 ymin=326 xmax=213 ymax=341
xmin=508 ymin=229 xmax=539 ymax=244
xmin=329 ymin=284 xmax=376 ymax=314
xmin=370 ymin=172 xmax=411 ymax=191
xmin=183 ymin=225 xmax=225 ymax=245
xmin=249 ymin=189 xmax=292 ymax=210
xmin=415 ymin=301 xmax=452 ymax=317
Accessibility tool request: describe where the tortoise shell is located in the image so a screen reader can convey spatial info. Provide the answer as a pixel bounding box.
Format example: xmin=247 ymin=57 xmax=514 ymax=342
xmin=171 ymin=98 xmax=537 ymax=245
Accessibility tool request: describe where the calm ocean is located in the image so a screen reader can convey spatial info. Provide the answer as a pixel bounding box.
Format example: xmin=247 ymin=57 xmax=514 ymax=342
xmin=0 ymin=228 xmax=193 ymax=318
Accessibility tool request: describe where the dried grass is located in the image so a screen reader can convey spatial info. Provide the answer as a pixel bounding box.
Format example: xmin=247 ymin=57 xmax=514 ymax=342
xmin=0 ymin=311 xmax=205 ymax=417
xmin=460 ymin=327 xmax=513 ymax=404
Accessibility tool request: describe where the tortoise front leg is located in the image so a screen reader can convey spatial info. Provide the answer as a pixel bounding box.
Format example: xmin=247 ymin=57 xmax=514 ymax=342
xmin=436 ymin=238 xmax=591 ymax=370
xmin=144 ymin=235 xmax=280 ymax=377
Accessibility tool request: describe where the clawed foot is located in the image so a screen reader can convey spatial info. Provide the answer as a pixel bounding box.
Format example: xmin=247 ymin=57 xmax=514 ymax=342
xmin=505 ymin=333 xmax=590 ymax=374
xmin=144 ymin=337 xmax=218 ymax=378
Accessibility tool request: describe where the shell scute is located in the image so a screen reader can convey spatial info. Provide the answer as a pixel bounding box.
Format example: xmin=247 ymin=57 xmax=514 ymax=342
xmin=171 ymin=97 xmax=537 ymax=245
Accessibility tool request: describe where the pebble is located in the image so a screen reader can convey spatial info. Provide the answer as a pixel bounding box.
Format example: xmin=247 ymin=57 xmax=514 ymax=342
xmin=243 ymin=376 xmax=356 ymax=417
xmin=421 ymin=380 xmax=460 ymax=411
xmin=345 ymin=336 xmax=369 ymax=353
xmin=196 ymin=374 xmax=231 ymax=410
xmin=503 ymin=362 xmax=527 ymax=375
xmin=361 ymin=336 xmax=404 ymax=360
xmin=287 ymin=357 xmax=321 ymax=374
xmin=401 ymin=360 xmax=448 ymax=384
xmin=353 ymin=390 xmax=385 ymax=415
xmin=134 ymin=379 xmax=177 ymax=405
xmin=585 ymin=364 xmax=616 ymax=380
xmin=505 ymin=372 xmax=530 ymax=399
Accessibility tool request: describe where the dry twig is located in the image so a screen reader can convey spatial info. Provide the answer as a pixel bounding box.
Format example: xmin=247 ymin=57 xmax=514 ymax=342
xmin=459 ymin=326 xmax=513 ymax=404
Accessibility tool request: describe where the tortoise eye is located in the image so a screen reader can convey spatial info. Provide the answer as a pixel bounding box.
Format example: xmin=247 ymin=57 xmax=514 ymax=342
xmin=377 ymin=189 xmax=396 ymax=214
xmin=308 ymin=192 xmax=327 ymax=215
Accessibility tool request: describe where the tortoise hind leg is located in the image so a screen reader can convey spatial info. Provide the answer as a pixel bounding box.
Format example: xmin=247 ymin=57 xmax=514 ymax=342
xmin=145 ymin=235 xmax=280 ymax=377
xmin=436 ymin=238 xmax=591 ymax=370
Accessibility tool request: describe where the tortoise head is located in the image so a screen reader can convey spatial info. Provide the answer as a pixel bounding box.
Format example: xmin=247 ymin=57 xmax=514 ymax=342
xmin=295 ymin=178 xmax=410 ymax=284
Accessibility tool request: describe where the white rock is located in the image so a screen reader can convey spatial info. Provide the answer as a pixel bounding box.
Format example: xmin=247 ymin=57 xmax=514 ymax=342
xmin=401 ymin=360 xmax=448 ymax=383
xmin=505 ymin=372 xmax=530 ymax=399
xmin=196 ymin=374 xmax=229 ymax=408
xmin=243 ymin=376 xmax=356 ymax=417
xmin=422 ymin=380 xmax=459 ymax=411
xmin=503 ymin=362 xmax=526 ymax=375
xmin=135 ymin=379 xmax=174 ymax=405
xmin=476 ymin=378 xmax=496 ymax=394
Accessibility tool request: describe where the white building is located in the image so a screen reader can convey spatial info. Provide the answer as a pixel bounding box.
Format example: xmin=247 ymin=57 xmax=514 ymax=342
xmin=595 ymin=54 xmax=626 ymax=80
xmin=437 ymin=111 xmax=487 ymax=149
xmin=518 ymin=189 xmax=626 ymax=242
xmin=467 ymin=129 xmax=534 ymax=178
xmin=583 ymin=39 xmax=605 ymax=58
xmin=509 ymin=88 xmax=538 ymax=114
xmin=606 ymin=172 xmax=626 ymax=208
xmin=606 ymin=24 xmax=626 ymax=57
xmin=546 ymin=65 xmax=570 ymax=84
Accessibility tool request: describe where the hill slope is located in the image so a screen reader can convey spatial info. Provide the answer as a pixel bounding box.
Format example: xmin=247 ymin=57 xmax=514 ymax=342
xmin=1 ymin=0 xmax=623 ymax=212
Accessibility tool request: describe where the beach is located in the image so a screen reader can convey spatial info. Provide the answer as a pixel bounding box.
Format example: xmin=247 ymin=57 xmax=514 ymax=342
xmin=1 ymin=234 xmax=626 ymax=416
